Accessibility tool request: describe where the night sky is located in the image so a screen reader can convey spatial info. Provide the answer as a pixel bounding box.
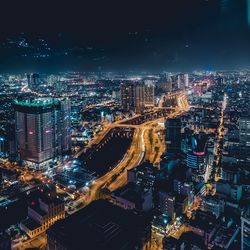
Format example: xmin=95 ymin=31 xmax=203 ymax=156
xmin=0 ymin=0 xmax=250 ymax=72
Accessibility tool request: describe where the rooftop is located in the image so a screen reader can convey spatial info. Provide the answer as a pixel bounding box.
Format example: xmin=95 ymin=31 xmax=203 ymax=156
xmin=39 ymin=195 xmax=64 ymax=206
xmin=130 ymin=161 xmax=157 ymax=174
xmin=21 ymin=217 xmax=41 ymax=231
xmin=14 ymin=98 xmax=60 ymax=108
xmin=48 ymin=200 xmax=150 ymax=250
xmin=189 ymin=210 xmax=217 ymax=231
xmin=112 ymin=183 xmax=146 ymax=206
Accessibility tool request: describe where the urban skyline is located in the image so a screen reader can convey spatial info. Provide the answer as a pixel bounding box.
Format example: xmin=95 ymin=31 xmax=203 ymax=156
xmin=0 ymin=1 xmax=250 ymax=250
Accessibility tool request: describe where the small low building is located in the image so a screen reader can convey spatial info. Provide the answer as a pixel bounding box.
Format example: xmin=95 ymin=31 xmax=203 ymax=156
xmin=20 ymin=196 xmax=65 ymax=238
xmin=111 ymin=183 xmax=153 ymax=212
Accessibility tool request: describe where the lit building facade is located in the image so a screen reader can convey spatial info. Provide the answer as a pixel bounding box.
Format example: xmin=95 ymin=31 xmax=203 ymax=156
xmin=144 ymin=80 xmax=155 ymax=107
xmin=121 ymin=82 xmax=145 ymax=113
xmin=187 ymin=151 xmax=205 ymax=174
xmin=121 ymin=83 xmax=134 ymax=112
xmin=20 ymin=196 xmax=65 ymax=238
xmin=239 ymin=117 xmax=250 ymax=153
xmin=27 ymin=73 xmax=40 ymax=89
xmin=15 ymin=98 xmax=71 ymax=169
xmin=200 ymin=196 xmax=225 ymax=219
xmin=159 ymin=192 xmax=175 ymax=219
xmin=134 ymin=84 xmax=145 ymax=113
xmin=177 ymin=73 xmax=189 ymax=90
xmin=187 ymin=133 xmax=207 ymax=176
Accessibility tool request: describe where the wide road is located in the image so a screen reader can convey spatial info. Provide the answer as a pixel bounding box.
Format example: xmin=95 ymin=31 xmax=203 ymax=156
xmin=1 ymin=92 xmax=189 ymax=212
xmin=84 ymin=92 xmax=190 ymax=198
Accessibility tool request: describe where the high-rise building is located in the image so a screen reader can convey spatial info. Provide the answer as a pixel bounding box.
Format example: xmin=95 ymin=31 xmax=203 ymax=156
xmin=166 ymin=76 xmax=173 ymax=93
xmin=27 ymin=74 xmax=31 ymax=88
xmin=187 ymin=134 xmax=207 ymax=175
xmin=31 ymin=73 xmax=40 ymax=88
xmin=158 ymin=76 xmax=173 ymax=93
xmin=159 ymin=192 xmax=175 ymax=219
xmin=47 ymin=74 xmax=60 ymax=86
xmin=200 ymin=195 xmax=225 ymax=219
xmin=187 ymin=151 xmax=205 ymax=174
xmin=121 ymin=83 xmax=134 ymax=112
xmin=27 ymin=73 xmax=40 ymax=89
xmin=15 ymin=98 xmax=71 ymax=169
xmin=144 ymin=80 xmax=155 ymax=107
xmin=241 ymin=208 xmax=250 ymax=250
xmin=121 ymin=82 xmax=145 ymax=113
xmin=221 ymin=164 xmax=240 ymax=185
xmin=173 ymin=179 xmax=193 ymax=197
xmin=134 ymin=83 xmax=145 ymax=113
xmin=127 ymin=161 xmax=157 ymax=190
xmin=0 ymin=136 xmax=6 ymax=157
xmin=177 ymin=74 xmax=189 ymax=90
xmin=165 ymin=118 xmax=182 ymax=153
xmin=239 ymin=116 xmax=250 ymax=151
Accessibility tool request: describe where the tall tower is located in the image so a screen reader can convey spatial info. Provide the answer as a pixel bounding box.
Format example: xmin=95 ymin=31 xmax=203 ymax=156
xmin=30 ymin=73 xmax=40 ymax=89
xmin=177 ymin=74 xmax=189 ymax=90
xmin=121 ymin=83 xmax=134 ymax=112
xmin=120 ymin=82 xmax=145 ymax=113
xmin=165 ymin=118 xmax=182 ymax=153
xmin=184 ymin=74 xmax=189 ymax=88
xmin=187 ymin=133 xmax=207 ymax=177
xmin=15 ymin=98 xmax=71 ymax=169
xmin=60 ymin=99 xmax=71 ymax=152
xmin=239 ymin=116 xmax=250 ymax=149
xmin=27 ymin=74 xmax=31 ymax=88
xmin=144 ymin=80 xmax=155 ymax=107
xmin=134 ymin=83 xmax=145 ymax=113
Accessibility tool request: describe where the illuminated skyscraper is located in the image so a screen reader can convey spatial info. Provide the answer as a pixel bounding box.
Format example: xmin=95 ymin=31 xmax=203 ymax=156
xmin=15 ymin=98 xmax=71 ymax=169
xmin=239 ymin=116 xmax=250 ymax=149
xmin=187 ymin=133 xmax=207 ymax=176
xmin=177 ymin=74 xmax=189 ymax=90
xmin=134 ymin=84 xmax=145 ymax=113
xmin=166 ymin=77 xmax=173 ymax=93
xmin=144 ymin=80 xmax=155 ymax=107
xmin=31 ymin=73 xmax=40 ymax=88
xmin=27 ymin=73 xmax=40 ymax=89
xmin=187 ymin=151 xmax=205 ymax=175
xmin=121 ymin=83 xmax=134 ymax=112
xmin=121 ymin=82 xmax=145 ymax=113
xmin=27 ymin=74 xmax=31 ymax=88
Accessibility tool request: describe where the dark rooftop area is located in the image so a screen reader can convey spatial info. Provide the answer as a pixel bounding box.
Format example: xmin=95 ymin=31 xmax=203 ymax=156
xmin=47 ymin=200 xmax=150 ymax=250
xmin=21 ymin=217 xmax=41 ymax=231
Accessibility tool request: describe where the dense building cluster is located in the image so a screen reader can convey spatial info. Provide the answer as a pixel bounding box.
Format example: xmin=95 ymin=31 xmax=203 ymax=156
xmin=0 ymin=70 xmax=249 ymax=250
